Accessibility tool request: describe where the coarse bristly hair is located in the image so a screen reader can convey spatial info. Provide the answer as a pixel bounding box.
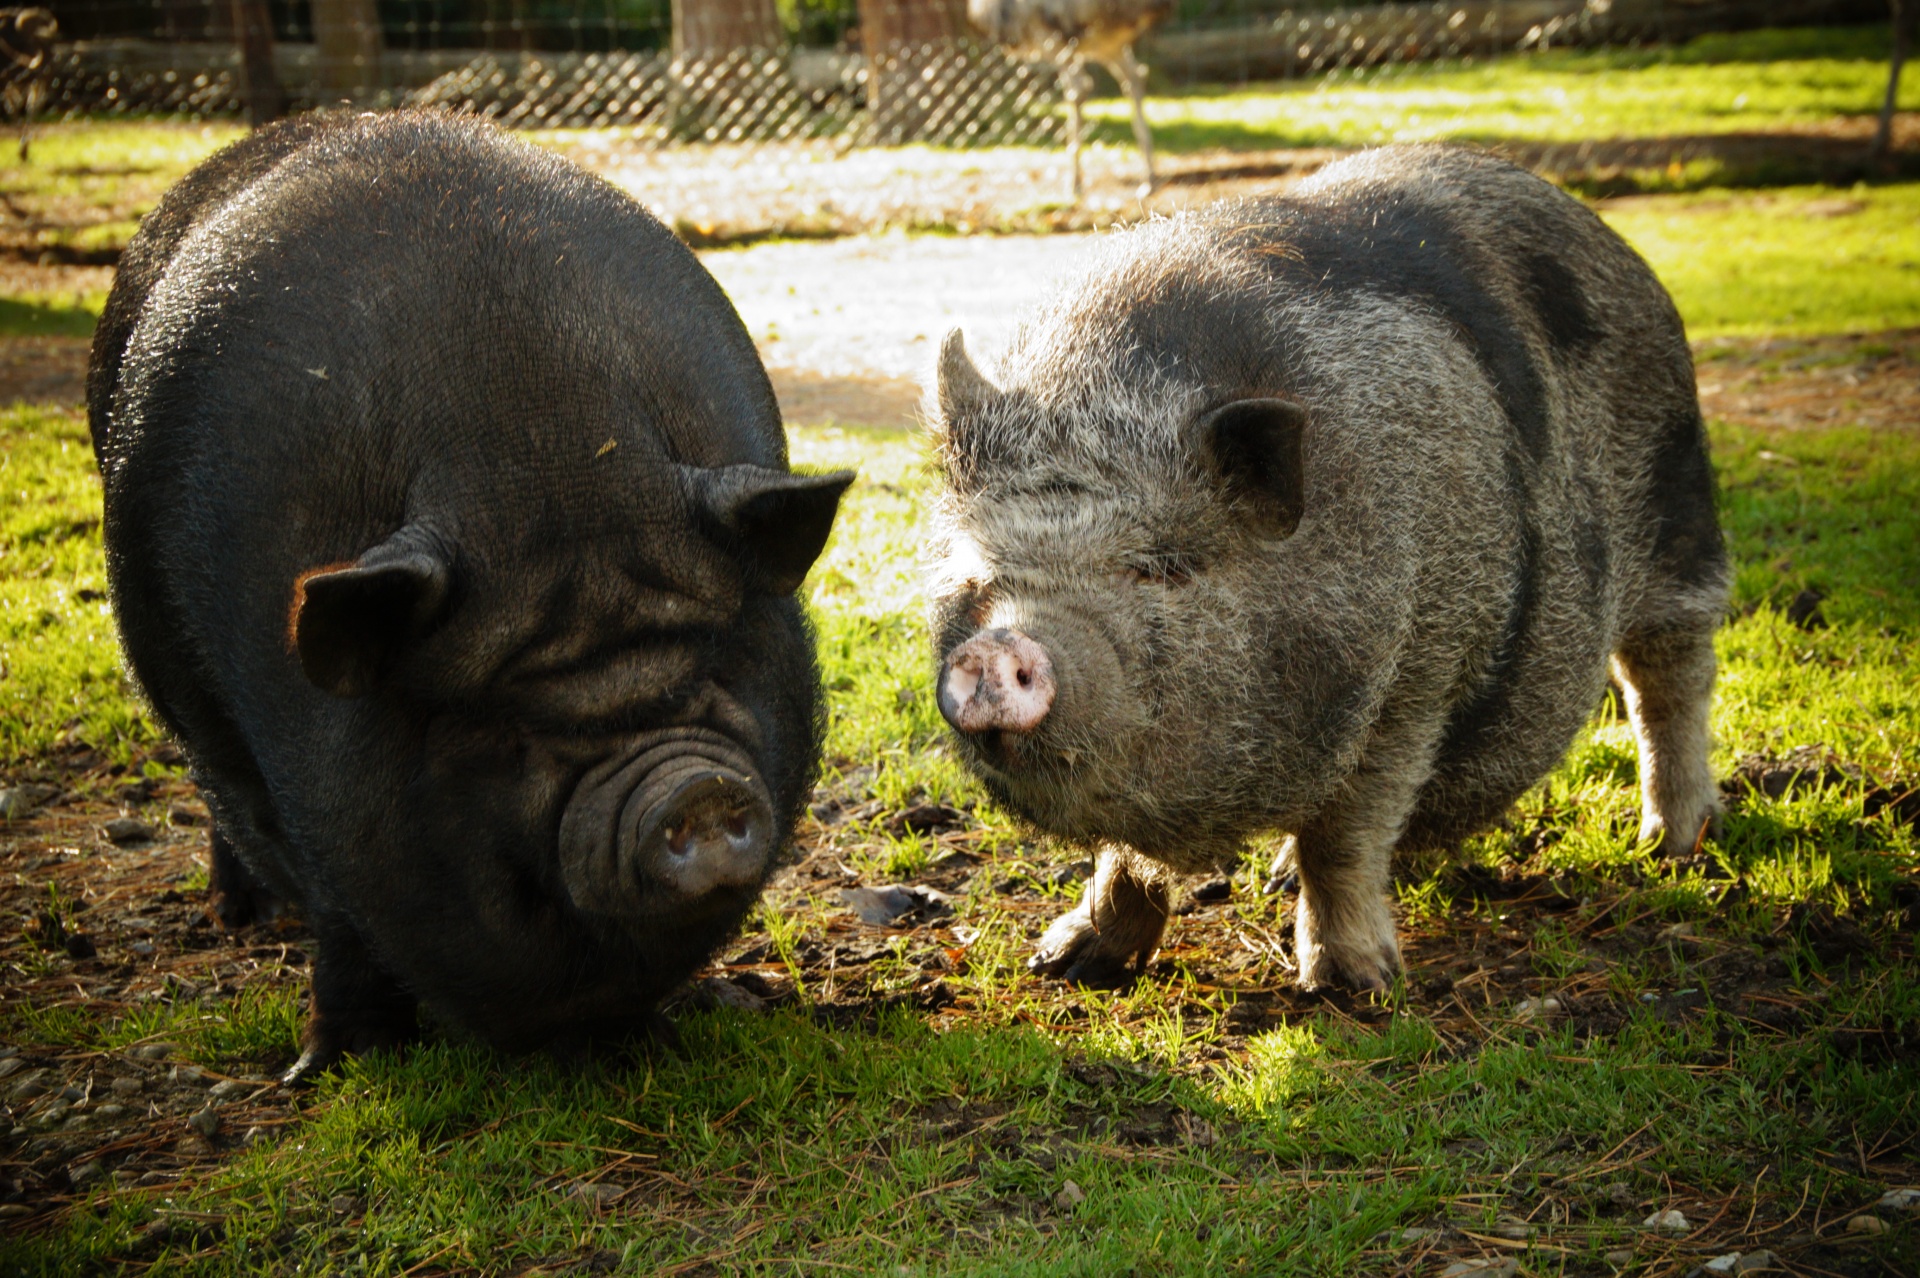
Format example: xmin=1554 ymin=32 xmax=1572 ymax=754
xmin=926 ymin=144 xmax=1728 ymax=989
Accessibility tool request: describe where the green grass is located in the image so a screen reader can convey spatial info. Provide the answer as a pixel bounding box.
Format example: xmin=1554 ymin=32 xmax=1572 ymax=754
xmin=1092 ymin=25 xmax=1920 ymax=153
xmin=0 ymin=405 xmax=153 ymax=764
xmin=13 ymin=999 xmax=1920 ymax=1274
xmin=1601 ymin=184 xmax=1920 ymax=338
xmin=0 ymin=120 xmax=242 ymax=266
xmin=0 ymin=296 xmax=105 ymax=340
xmin=8 ymin=380 xmax=1914 ymax=1271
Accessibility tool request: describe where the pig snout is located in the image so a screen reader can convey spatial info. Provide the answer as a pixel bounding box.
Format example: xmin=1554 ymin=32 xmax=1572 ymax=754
xmin=558 ymin=733 xmax=775 ymax=916
xmin=940 ymin=629 xmax=1055 ymax=735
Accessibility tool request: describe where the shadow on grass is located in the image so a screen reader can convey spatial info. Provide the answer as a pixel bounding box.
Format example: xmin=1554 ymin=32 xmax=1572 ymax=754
xmin=0 ymin=296 xmax=101 ymax=340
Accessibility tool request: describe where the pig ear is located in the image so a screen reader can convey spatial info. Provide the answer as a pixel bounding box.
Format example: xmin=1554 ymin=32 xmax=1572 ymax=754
xmin=686 ymin=465 xmax=857 ymax=595
xmin=937 ymin=329 xmax=997 ymax=422
xmin=291 ymin=528 xmax=451 ymax=698
xmin=1201 ymin=397 xmax=1309 ymax=537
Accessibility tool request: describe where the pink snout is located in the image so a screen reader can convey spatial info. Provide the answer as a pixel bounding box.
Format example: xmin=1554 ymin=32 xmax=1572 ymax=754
xmin=940 ymin=628 xmax=1055 ymax=735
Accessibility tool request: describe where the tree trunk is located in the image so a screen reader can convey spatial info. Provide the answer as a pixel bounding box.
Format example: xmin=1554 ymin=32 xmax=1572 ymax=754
xmin=1873 ymin=0 xmax=1915 ymax=159
xmin=857 ymin=0 xmax=966 ymax=141
xmin=857 ymin=0 xmax=964 ymax=49
xmin=673 ymin=0 xmax=783 ymax=57
xmin=310 ymin=0 xmax=382 ymax=99
xmin=229 ymin=0 xmax=283 ymax=126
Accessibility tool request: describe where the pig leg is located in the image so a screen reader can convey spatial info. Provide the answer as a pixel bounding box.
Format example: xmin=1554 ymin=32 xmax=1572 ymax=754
xmin=1027 ymin=845 xmax=1170 ymax=986
xmin=283 ymin=917 xmax=418 ymax=1085
xmin=1612 ymin=625 xmax=1721 ymax=855
xmin=1292 ymin=763 xmax=1425 ymax=992
xmin=207 ymin=826 xmax=283 ymax=929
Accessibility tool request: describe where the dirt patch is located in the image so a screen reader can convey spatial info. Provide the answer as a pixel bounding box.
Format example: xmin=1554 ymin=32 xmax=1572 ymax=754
xmin=558 ymin=119 xmax=1919 ymax=242
xmin=1695 ymin=329 xmax=1920 ymax=436
xmin=6 ymin=745 xmax=1914 ymax=1237
xmin=0 ymin=336 xmax=89 ymax=408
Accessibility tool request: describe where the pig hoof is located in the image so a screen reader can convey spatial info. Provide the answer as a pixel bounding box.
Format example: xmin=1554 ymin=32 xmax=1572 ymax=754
xmin=1027 ymin=913 xmax=1146 ymax=988
xmin=1296 ymin=933 xmax=1402 ymax=995
xmin=282 ymin=1016 xmax=416 ymax=1087
xmin=1642 ymin=806 xmax=1723 ymax=857
xmin=211 ymin=878 xmax=284 ymax=930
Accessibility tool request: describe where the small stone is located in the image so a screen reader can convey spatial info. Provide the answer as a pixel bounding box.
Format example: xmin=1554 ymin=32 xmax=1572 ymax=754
xmin=167 ymin=804 xmax=204 ymax=827
xmin=112 ymin=1170 xmax=142 ymax=1190
xmin=37 ymin=1102 xmax=69 ymax=1126
xmin=1878 ymin=1187 xmax=1920 ymax=1211
xmin=102 ymin=817 xmax=156 ymax=845
xmin=208 ymin=1079 xmax=250 ymax=1101
xmin=1494 ymin=1216 xmax=1534 ymax=1239
xmin=689 ymin=977 xmax=766 ymax=1013
xmin=1643 ymin=1208 xmax=1689 ymax=1233
xmin=570 ymin=1182 xmax=622 ymax=1209
xmin=168 ymin=1063 xmax=203 ymax=1084
xmin=0 ymin=1057 xmax=24 ymax=1079
xmin=242 ymin=1125 xmax=266 ymax=1145
xmin=132 ymin=1043 xmax=176 ymax=1061
xmin=136 ymin=1171 xmax=172 ymax=1187
xmin=330 ymin=1194 xmax=363 ymax=1217
xmin=7 ymin=1068 xmax=48 ymax=1099
xmin=1514 ymin=996 xmax=1562 ymax=1020
xmin=0 ymin=784 xmax=57 ymax=819
xmin=1702 ymin=1254 xmax=1740 ymax=1275
xmin=68 ymin=1160 xmax=103 ymax=1186
xmin=1052 ymin=1179 xmax=1086 ymax=1211
xmin=1440 ymin=1259 xmax=1517 ymax=1278
xmin=1389 ymin=1226 xmax=1435 ymax=1246
xmin=93 ymin=1103 xmax=127 ymax=1119
xmin=110 ymin=1076 xmax=144 ymax=1095
xmin=1604 ymin=1251 xmax=1634 ymax=1267
xmin=0 ymin=1203 xmax=32 ymax=1219
xmin=130 ymin=940 xmax=156 ymax=956
xmin=839 ymin=884 xmax=950 ymax=926
xmin=0 ymin=1046 xmax=17 ymax=1059
xmin=1846 ymin=1214 xmax=1886 ymax=1235
xmin=185 ymin=1106 xmax=220 ymax=1138
xmin=1732 ymin=1252 xmax=1778 ymax=1274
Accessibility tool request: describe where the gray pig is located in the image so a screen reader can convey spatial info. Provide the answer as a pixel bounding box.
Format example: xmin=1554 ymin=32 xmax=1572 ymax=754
xmin=929 ymin=146 xmax=1726 ymax=992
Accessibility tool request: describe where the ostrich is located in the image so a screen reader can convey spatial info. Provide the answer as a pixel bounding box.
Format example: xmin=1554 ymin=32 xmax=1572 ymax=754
xmin=0 ymin=7 xmax=57 ymax=161
xmin=969 ymin=0 xmax=1174 ymax=202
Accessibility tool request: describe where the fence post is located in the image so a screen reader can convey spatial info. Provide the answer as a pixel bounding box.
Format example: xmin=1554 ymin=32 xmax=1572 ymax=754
xmin=229 ymin=0 xmax=284 ymax=125
xmin=311 ymin=0 xmax=383 ymax=101
xmin=858 ymin=0 xmax=967 ymax=142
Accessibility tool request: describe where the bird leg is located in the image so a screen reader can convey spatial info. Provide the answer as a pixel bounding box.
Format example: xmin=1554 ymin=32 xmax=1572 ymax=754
xmin=1059 ymin=53 xmax=1090 ymax=204
xmin=1112 ymin=45 xmax=1157 ymax=198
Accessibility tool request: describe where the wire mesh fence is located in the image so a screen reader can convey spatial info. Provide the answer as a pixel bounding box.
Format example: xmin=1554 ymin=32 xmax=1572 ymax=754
xmin=14 ymin=1 xmax=1893 ymax=148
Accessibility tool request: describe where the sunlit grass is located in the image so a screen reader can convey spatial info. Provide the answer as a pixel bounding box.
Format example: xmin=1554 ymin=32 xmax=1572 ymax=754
xmin=1093 ymin=25 xmax=1919 ymax=152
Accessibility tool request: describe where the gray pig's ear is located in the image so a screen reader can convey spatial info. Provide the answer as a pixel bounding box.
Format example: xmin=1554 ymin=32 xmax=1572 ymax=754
xmin=687 ymin=465 xmax=857 ymax=595
xmin=290 ymin=528 xmax=451 ymax=698
xmin=1201 ymin=397 xmax=1309 ymax=538
xmin=937 ymin=329 xmax=997 ymax=422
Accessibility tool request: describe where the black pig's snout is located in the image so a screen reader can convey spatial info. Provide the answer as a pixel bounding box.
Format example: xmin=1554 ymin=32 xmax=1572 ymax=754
xmin=559 ymin=732 xmax=775 ymax=917
xmin=636 ymin=769 xmax=770 ymax=899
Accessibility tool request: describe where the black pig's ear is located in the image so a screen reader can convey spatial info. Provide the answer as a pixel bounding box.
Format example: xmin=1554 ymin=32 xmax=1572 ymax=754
xmin=1200 ymin=397 xmax=1309 ymax=538
xmin=291 ymin=527 xmax=451 ymax=698
xmin=687 ymin=465 xmax=857 ymax=595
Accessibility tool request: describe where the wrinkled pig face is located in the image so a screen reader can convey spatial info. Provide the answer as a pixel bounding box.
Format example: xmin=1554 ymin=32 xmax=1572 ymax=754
xmin=928 ymin=333 xmax=1309 ymax=861
xmin=288 ymin=460 xmax=852 ymax=1006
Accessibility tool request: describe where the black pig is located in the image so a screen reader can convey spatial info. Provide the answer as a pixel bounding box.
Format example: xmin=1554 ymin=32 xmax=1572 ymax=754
xmin=88 ymin=112 xmax=851 ymax=1079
